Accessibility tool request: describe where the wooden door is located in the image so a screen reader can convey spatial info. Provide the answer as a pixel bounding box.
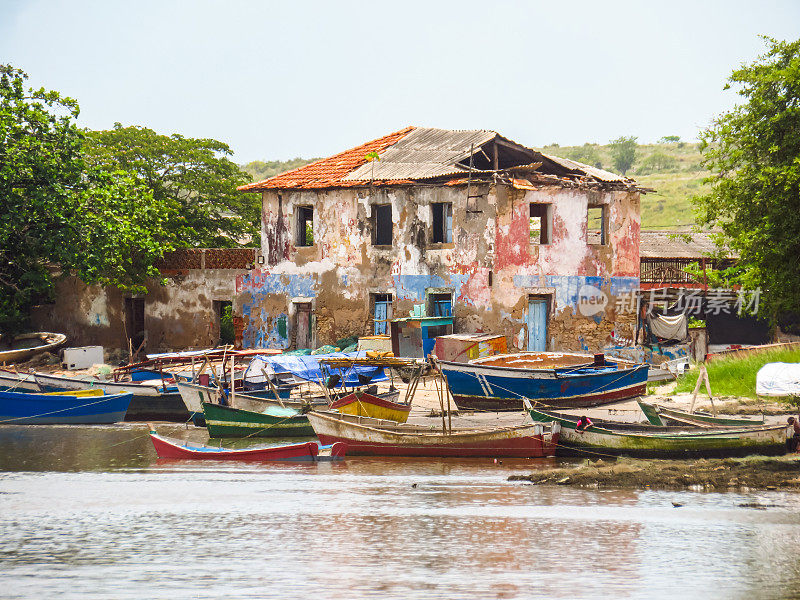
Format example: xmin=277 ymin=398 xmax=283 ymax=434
xmin=295 ymin=303 xmax=312 ymax=349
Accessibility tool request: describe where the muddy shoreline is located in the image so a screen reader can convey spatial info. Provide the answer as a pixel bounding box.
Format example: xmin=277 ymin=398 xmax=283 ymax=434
xmin=510 ymin=455 xmax=800 ymax=491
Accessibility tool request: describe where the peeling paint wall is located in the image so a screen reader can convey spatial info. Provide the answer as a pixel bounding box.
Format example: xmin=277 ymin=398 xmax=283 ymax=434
xmin=239 ymin=182 xmax=641 ymax=353
xmin=31 ymin=265 xmax=251 ymax=353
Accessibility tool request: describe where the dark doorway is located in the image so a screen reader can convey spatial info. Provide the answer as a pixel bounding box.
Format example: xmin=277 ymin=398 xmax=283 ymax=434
xmin=214 ymin=300 xmax=234 ymax=346
xmin=125 ymin=297 xmax=145 ymax=354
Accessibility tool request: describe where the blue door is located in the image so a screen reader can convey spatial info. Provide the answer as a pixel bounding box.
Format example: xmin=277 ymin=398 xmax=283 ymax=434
xmin=527 ymin=297 xmax=547 ymax=351
xmin=374 ymin=299 xmax=390 ymax=335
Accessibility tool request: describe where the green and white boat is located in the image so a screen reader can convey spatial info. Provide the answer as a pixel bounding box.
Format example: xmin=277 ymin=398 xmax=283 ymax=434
xmin=527 ymin=406 xmax=789 ymax=458
xmin=637 ymin=399 xmax=765 ymax=428
xmin=202 ymin=402 xmax=315 ymax=438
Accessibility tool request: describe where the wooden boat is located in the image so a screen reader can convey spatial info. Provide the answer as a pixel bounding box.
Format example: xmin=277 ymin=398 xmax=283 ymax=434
xmin=439 ymin=352 xmax=649 ymax=411
xmin=34 ymin=372 xmax=189 ymax=421
xmin=149 ymin=428 xmax=347 ymax=461
xmin=0 ymin=369 xmax=41 ymax=392
xmin=637 ymin=400 xmax=766 ymax=428
xmin=202 ymin=402 xmax=315 ymax=438
xmin=0 ymin=389 xmax=132 ymax=424
xmin=527 ymin=406 xmax=789 ymax=458
xmin=328 ymin=390 xmax=411 ymax=423
xmin=305 ymin=410 xmax=560 ymax=457
xmin=0 ymin=332 xmax=66 ymax=364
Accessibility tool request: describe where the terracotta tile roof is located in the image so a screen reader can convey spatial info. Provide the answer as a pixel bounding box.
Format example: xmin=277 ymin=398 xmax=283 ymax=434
xmin=238 ymin=126 xmax=416 ymax=191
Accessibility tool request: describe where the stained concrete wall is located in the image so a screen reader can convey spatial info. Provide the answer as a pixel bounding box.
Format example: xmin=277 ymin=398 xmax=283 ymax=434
xmin=31 ymin=265 xmax=250 ymax=354
xmin=237 ymin=182 xmax=640 ymax=353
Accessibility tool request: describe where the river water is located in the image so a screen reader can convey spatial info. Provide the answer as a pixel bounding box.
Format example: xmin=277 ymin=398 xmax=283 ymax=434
xmin=2 ymin=424 xmax=800 ymax=600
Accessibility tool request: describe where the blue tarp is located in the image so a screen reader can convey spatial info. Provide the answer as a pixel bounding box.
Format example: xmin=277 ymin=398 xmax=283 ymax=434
xmin=244 ymin=351 xmax=387 ymax=388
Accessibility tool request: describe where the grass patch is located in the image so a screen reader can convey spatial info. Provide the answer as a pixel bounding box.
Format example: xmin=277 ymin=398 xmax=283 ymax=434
xmin=674 ymin=348 xmax=800 ymax=398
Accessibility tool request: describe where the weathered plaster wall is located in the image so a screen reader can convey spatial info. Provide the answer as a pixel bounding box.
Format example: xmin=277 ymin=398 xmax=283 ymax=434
xmin=31 ymin=269 xmax=248 ymax=354
xmin=238 ymin=182 xmax=641 ymax=353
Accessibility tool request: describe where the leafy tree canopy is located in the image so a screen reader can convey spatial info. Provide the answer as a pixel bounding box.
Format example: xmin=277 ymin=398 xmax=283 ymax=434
xmin=609 ymin=136 xmax=638 ymax=175
xmin=85 ymin=125 xmax=259 ymax=247
xmin=694 ymin=36 xmax=800 ymax=317
xmin=241 ymin=157 xmax=317 ymax=182
xmin=0 ymin=65 xmax=179 ymax=334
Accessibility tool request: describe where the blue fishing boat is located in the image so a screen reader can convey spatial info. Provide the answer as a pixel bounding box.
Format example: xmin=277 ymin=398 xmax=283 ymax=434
xmin=438 ymin=352 xmax=648 ymax=411
xmin=0 ymin=389 xmax=132 ymax=424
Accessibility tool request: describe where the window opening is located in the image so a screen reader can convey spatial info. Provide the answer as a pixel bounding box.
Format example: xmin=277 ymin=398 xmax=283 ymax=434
xmin=431 ymin=202 xmax=453 ymax=244
xmin=297 ymin=206 xmax=314 ymax=247
xmin=529 ymin=203 xmax=551 ymax=245
xmin=587 ymin=205 xmax=607 ymax=245
xmin=428 ymin=292 xmax=453 ymax=317
xmin=373 ymin=204 xmax=393 ymax=246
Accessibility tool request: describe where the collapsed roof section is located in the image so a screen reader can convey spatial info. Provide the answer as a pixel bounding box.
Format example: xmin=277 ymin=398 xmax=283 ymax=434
xmin=238 ymin=126 xmax=643 ymax=192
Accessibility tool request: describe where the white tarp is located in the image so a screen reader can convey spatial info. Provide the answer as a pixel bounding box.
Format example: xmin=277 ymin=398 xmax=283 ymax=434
xmin=647 ymin=313 xmax=688 ymax=341
xmin=756 ymin=363 xmax=800 ymax=396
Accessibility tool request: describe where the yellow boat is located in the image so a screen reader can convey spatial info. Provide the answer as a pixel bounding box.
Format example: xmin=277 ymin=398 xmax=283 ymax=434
xmin=43 ymin=388 xmax=105 ymax=397
xmin=329 ymin=390 xmax=411 ymax=423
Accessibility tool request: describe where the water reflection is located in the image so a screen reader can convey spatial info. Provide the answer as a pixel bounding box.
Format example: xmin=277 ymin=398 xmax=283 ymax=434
xmin=2 ymin=425 xmax=800 ymax=599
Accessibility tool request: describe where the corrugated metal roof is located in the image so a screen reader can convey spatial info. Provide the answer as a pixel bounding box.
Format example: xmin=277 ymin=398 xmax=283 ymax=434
xmin=640 ymin=231 xmax=736 ymax=259
xmin=342 ymin=127 xmax=496 ymax=181
xmin=538 ymin=153 xmax=628 ymax=183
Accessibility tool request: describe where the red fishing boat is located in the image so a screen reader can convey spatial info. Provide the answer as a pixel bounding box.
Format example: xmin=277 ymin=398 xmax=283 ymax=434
xmin=148 ymin=426 xmax=347 ymax=461
xmin=306 ymin=411 xmax=560 ymax=457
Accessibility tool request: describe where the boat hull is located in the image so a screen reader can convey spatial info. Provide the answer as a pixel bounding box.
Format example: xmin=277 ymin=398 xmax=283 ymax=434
xmin=637 ymin=400 xmax=766 ymax=428
xmin=150 ymin=433 xmax=346 ymax=461
xmin=0 ymin=370 xmax=41 ymax=392
xmin=440 ymin=354 xmax=648 ymax=411
xmin=35 ymin=373 xmax=189 ymax=421
xmin=0 ymin=332 xmax=66 ymax=364
xmin=329 ymin=391 xmax=410 ymax=423
xmin=528 ymin=407 xmax=789 ymax=458
xmin=0 ymin=390 xmax=131 ymax=424
xmin=202 ymin=402 xmax=315 ymax=438
xmin=306 ymin=411 xmax=559 ymax=457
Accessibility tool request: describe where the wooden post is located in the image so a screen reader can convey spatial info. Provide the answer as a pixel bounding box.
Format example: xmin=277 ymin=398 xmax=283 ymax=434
xmin=703 ymin=367 xmax=716 ymax=416
xmin=689 ymin=364 xmax=715 ymax=414
xmin=434 ymin=371 xmax=447 ymax=434
xmin=262 ymin=367 xmax=286 ymax=408
xmin=230 ymin=356 xmax=236 ymax=409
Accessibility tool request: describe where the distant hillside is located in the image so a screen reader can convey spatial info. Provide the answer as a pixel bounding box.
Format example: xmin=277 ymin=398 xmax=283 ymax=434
xmin=242 ymin=142 xmax=707 ymax=230
xmin=241 ymin=158 xmax=318 ymax=183
xmin=536 ymin=140 xmax=710 ymax=230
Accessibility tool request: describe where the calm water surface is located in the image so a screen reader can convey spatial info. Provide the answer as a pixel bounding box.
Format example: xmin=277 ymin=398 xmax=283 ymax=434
xmin=2 ymin=424 xmax=800 ymax=599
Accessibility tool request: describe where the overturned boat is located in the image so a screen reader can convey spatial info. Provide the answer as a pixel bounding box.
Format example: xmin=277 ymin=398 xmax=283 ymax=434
xmin=0 ymin=332 xmax=66 ymax=364
xmin=439 ymin=352 xmax=648 ymax=411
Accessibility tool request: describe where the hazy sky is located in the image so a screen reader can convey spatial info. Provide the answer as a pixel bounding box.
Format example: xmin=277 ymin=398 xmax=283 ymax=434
xmin=2 ymin=0 xmax=799 ymax=162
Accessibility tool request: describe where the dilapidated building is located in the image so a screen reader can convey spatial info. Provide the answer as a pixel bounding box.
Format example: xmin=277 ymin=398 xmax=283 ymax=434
xmin=236 ymin=127 xmax=644 ymax=353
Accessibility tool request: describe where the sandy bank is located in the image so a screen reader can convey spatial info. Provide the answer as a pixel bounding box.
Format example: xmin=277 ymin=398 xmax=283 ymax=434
xmin=509 ymin=455 xmax=800 ymax=491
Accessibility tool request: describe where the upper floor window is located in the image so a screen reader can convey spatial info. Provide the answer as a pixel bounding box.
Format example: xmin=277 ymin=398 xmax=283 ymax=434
xmin=372 ymin=204 xmax=393 ymax=246
xmin=296 ymin=206 xmax=314 ymax=247
xmin=587 ymin=205 xmax=607 ymax=245
xmin=431 ymin=202 xmax=453 ymax=244
xmin=529 ymin=203 xmax=551 ymax=245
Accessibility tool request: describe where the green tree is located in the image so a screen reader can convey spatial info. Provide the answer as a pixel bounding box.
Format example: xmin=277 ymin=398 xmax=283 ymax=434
xmin=563 ymin=144 xmax=603 ymax=169
xmin=636 ymin=151 xmax=678 ymax=175
xmin=694 ymin=37 xmax=800 ymax=317
xmin=242 ymin=157 xmax=317 ymax=182
xmin=609 ymin=136 xmax=638 ymax=175
xmin=0 ymin=65 xmax=179 ymax=334
xmin=85 ymin=125 xmax=260 ymax=247
xmin=659 ymin=135 xmax=681 ymax=143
